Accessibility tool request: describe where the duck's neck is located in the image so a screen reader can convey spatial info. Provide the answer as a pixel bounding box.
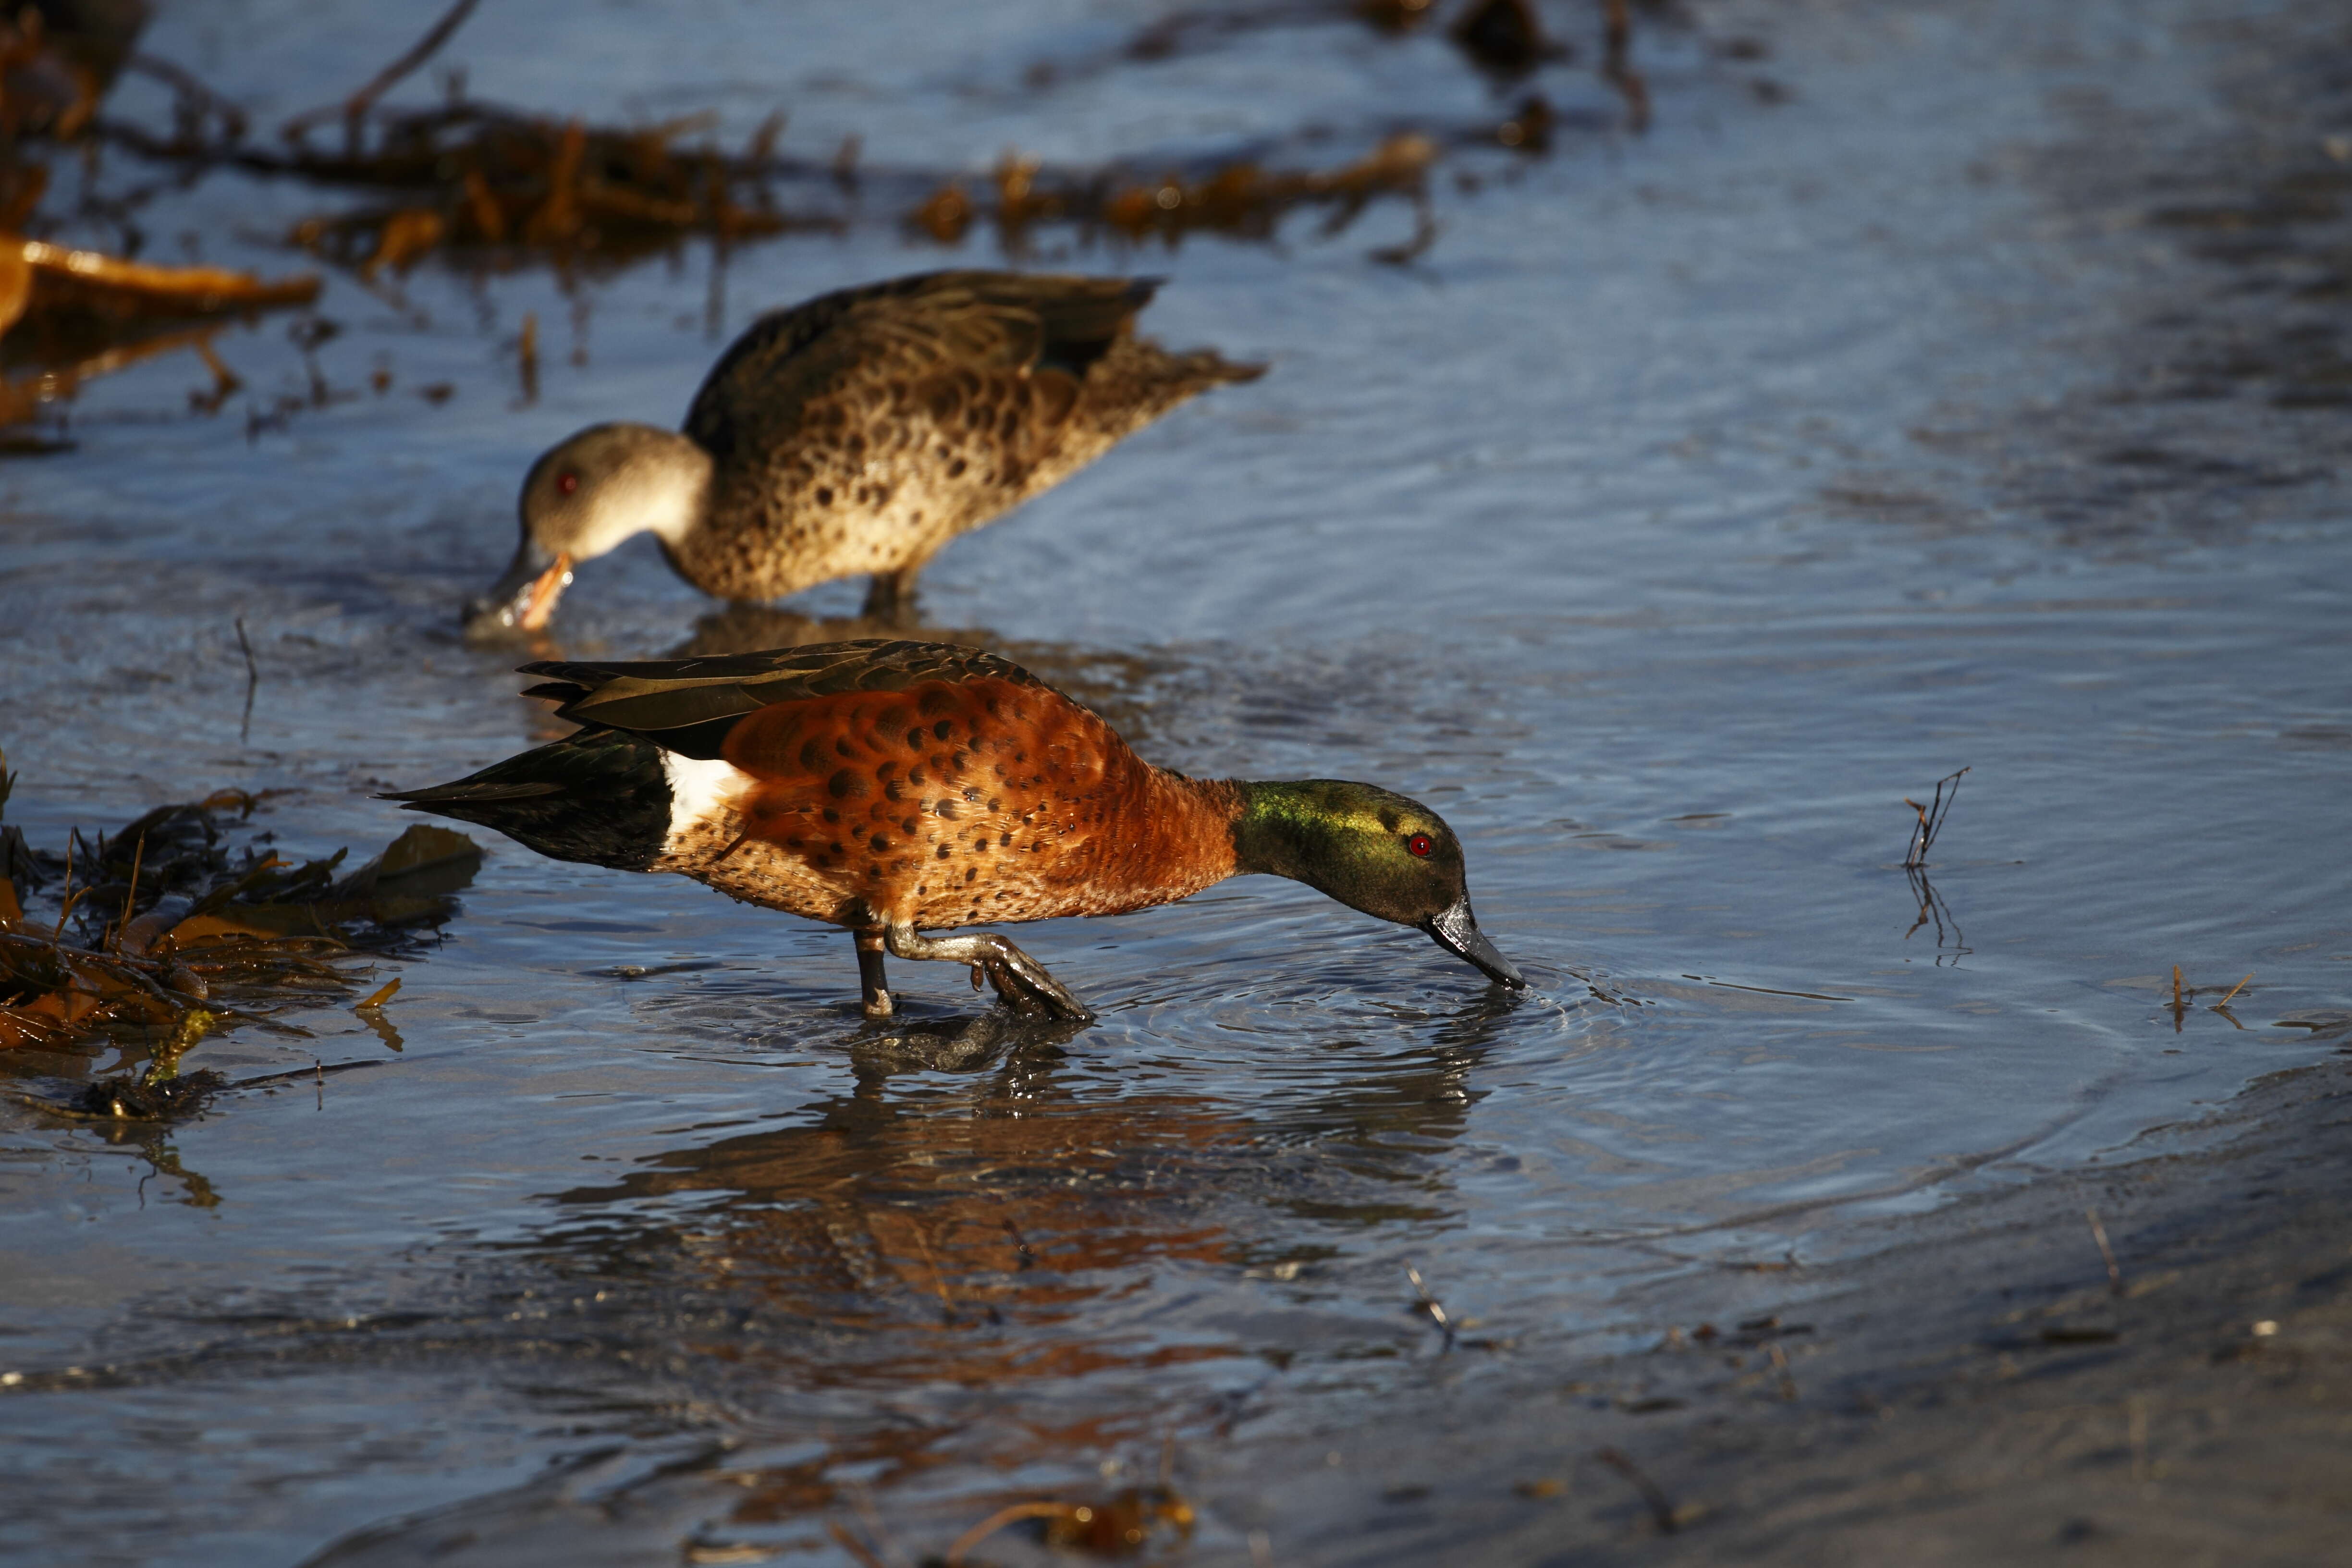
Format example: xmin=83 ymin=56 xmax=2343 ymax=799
xmin=626 ymin=428 xmax=715 ymax=552
xmin=1228 ymin=778 xmax=1350 ymax=884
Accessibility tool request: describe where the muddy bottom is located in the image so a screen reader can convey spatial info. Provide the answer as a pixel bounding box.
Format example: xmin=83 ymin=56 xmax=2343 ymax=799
xmin=2 ymin=0 xmax=2350 ymax=1564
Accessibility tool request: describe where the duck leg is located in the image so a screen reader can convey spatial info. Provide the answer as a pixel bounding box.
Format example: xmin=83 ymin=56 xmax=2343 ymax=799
xmin=860 ymin=568 xmax=919 ymax=624
xmin=855 ymin=927 xmax=894 ymax=1018
xmin=884 ymin=922 xmax=1092 ymax=1022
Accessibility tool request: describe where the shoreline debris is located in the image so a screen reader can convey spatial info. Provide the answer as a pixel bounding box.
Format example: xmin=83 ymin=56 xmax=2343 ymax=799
xmin=0 ymin=772 xmax=478 ymax=1117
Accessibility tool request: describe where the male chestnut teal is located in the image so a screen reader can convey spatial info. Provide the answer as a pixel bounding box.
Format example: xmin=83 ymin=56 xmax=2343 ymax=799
xmin=386 ymin=640 xmax=1525 ymax=1019
xmin=465 ymin=271 xmax=1263 ymax=636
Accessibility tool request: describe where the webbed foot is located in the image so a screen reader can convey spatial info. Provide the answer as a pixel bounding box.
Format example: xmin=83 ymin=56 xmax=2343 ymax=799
xmin=885 ymin=924 xmax=1093 ymax=1023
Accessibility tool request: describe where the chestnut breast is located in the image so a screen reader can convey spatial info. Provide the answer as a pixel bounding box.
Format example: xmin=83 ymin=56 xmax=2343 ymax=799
xmin=703 ymin=675 xmax=1238 ymax=929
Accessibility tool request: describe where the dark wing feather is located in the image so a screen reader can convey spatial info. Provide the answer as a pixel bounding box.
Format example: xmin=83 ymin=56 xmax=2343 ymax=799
xmin=516 ymin=638 xmax=1048 ymax=759
xmin=681 ymin=271 xmax=1159 ymax=462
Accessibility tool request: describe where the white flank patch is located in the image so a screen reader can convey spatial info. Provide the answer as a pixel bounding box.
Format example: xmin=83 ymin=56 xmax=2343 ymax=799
xmin=662 ymin=752 xmax=754 ymax=851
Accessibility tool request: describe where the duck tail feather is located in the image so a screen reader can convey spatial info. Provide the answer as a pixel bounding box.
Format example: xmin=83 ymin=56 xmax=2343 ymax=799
xmin=375 ymin=729 xmax=672 ymax=872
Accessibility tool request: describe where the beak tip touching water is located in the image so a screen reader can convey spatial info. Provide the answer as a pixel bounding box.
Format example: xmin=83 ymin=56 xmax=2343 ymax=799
xmin=462 ymin=544 xmax=574 ymax=641
xmin=1421 ymin=897 xmax=1528 ymax=990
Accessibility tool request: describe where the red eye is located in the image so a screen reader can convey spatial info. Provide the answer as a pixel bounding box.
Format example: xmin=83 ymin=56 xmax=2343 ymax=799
xmin=1407 ymin=833 xmax=1433 ymax=858
xmin=556 ymin=471 xmax=579 ymax=495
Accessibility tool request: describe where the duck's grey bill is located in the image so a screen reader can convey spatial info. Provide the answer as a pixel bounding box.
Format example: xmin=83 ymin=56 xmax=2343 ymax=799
xmin=1421 ymin=897 xmax=1527 ymax=989
xmin=463 ymin=536 xmax=559 ymax=638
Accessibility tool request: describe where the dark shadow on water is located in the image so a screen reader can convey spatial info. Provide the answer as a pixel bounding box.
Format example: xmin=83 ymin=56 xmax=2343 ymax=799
xmin=845 ymin=1004 xmax=1090 ymax=1078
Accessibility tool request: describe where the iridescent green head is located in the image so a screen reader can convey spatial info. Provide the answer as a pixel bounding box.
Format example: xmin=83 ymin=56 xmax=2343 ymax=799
xmin=1233 ymin=779 xmax=1525 ymax=988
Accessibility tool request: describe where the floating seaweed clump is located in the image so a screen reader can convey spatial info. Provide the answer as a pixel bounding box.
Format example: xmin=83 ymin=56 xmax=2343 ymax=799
xmin=912 ymin=132 xmax=1447 ymax=251
xmin=90 ymin=0 xmax=811 ymax=279
xmin=0 ymin=761 xmax=478 ymax=1116
xmin=92 ymin=0 xmax=1643 ymax=284
xmin=282 ymin=108 xmax=805 ymax=279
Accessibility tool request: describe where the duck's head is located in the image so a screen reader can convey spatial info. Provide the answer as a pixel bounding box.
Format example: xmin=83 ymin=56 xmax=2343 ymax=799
xmin=464 ymin=423 xmax=713 ymax=639
xmin=1234 ymin=779 xmax=1526 ymax=988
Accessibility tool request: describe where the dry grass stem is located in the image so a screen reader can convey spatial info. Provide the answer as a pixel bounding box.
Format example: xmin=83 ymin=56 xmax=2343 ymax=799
xmin=822 ymin=1520 xmax=890 ymax=1568
xmin=1901 ymin=766 xmax=1970 ymax=870
xmin=2086 ymin=1207 xmax=2123 ymax=1294
xmin=1593 ymin=1446 xmax=1682 ymax=1533
xmin=1405 ymin=1261 xmax=1457 ymax=1349
xmin=944 ymin=1500 xmax=1072 ymax=1566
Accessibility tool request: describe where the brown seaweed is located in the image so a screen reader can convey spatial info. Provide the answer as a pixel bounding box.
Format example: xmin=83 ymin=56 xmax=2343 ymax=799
xmin=81 ymin=0 xmax=1649 ymax=282
xmin=0 ymin=768 xmax=478 ymax=1114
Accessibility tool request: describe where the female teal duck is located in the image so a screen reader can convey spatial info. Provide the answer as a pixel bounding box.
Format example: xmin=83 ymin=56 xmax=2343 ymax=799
xmin=466 ymin=271 xmax=1262 ymax=635
xmin=389 ymin=640 xmax=1525 ymax=1019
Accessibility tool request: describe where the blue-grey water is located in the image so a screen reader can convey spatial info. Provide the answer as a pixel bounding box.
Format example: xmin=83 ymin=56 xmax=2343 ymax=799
xmin=3 ymin=0 xmax=2349 ymax=1562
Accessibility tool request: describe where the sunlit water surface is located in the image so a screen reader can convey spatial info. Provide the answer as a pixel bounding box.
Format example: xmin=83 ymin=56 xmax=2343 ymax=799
xmin=3 ymin=0 xmax=2349 ymax=1562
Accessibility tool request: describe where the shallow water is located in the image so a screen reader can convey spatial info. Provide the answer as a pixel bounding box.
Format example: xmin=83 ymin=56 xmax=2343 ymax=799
xmin=3 ymin=0 xmax=2350 ymax=1562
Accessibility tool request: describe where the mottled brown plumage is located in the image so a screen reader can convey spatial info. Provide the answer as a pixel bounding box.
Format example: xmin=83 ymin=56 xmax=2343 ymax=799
xmin=466 ymin=272 xmax=1264 ymax=635
xmin=389 ymin=641 xmax=1524 ymax=1019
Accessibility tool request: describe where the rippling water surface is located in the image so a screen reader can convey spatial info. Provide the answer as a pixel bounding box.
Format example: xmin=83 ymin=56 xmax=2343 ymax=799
xmin=3 ymin=0 xmax=2350 ymax=1562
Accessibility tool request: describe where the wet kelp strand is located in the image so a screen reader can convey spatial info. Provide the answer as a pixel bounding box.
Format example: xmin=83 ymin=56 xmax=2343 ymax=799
xmin=0 ymin=774 xmax=479 ymax=1118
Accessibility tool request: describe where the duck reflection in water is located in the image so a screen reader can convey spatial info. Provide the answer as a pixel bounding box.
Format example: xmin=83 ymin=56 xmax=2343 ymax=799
xmin=548 ymin=992 xmax=1517 ymax=1349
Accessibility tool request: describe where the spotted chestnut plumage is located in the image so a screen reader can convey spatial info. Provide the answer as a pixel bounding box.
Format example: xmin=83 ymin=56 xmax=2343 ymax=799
xmin=386 ymin=641 xmax=1525 ymax=1020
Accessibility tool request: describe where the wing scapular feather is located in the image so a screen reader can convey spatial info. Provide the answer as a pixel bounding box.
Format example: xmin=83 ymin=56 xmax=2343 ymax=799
xmin=514 ymin=638 xmax=1048 ymax=757
xmin=685 ymin=272 xmax=1165 ymax=455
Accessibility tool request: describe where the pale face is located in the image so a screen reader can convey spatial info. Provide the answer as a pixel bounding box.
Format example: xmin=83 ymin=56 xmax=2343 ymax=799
xmin=464 ymin=423 xmax=711 ymax=638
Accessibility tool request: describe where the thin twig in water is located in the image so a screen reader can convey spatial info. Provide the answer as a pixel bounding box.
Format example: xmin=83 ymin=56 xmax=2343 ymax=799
xmin=234 ymin=616 xmax=258 ymax=743
xmin=2085 ymin=1207 xmax=2122 ymax=1295
xmin=944 ymin=1500 xmax=1072 ymax=1567
xmin=113 ymin=831 xmax=146 ymax=950
xmin=1901 ymin=765 xmax=1969 ymax=869
xmin=1405 ymin=1262 xmax=1456 ymax=1350
xmin=125 ymin=53 xmax=249 ymax=143
xmin=1767 ymin=1341 xmax=1798 ymax=1400
xmin=1368 ymin=205 xmax=1440 ymax=266
xmin=1593 ymin=1446 xmax=1680 ymax=1533
xmin=2217 ymin=972 xmax=2254 ymax=1007
xmin=823 ymin=1520 xmax=890 ymax=1568
xmin=1601 ymin=0 xmax=1650 ymax=132
xmin=515 ymin=310 xmax=539 ymax=404
xmin=282 ymin=0 xmax=484 ymax=151
xmin=51 ymin=836 xmax=74 ymax=942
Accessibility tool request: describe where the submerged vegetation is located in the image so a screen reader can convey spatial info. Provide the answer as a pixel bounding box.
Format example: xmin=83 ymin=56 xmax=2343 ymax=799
xmin=0 ymin=758 xmax=478 ymax=1118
